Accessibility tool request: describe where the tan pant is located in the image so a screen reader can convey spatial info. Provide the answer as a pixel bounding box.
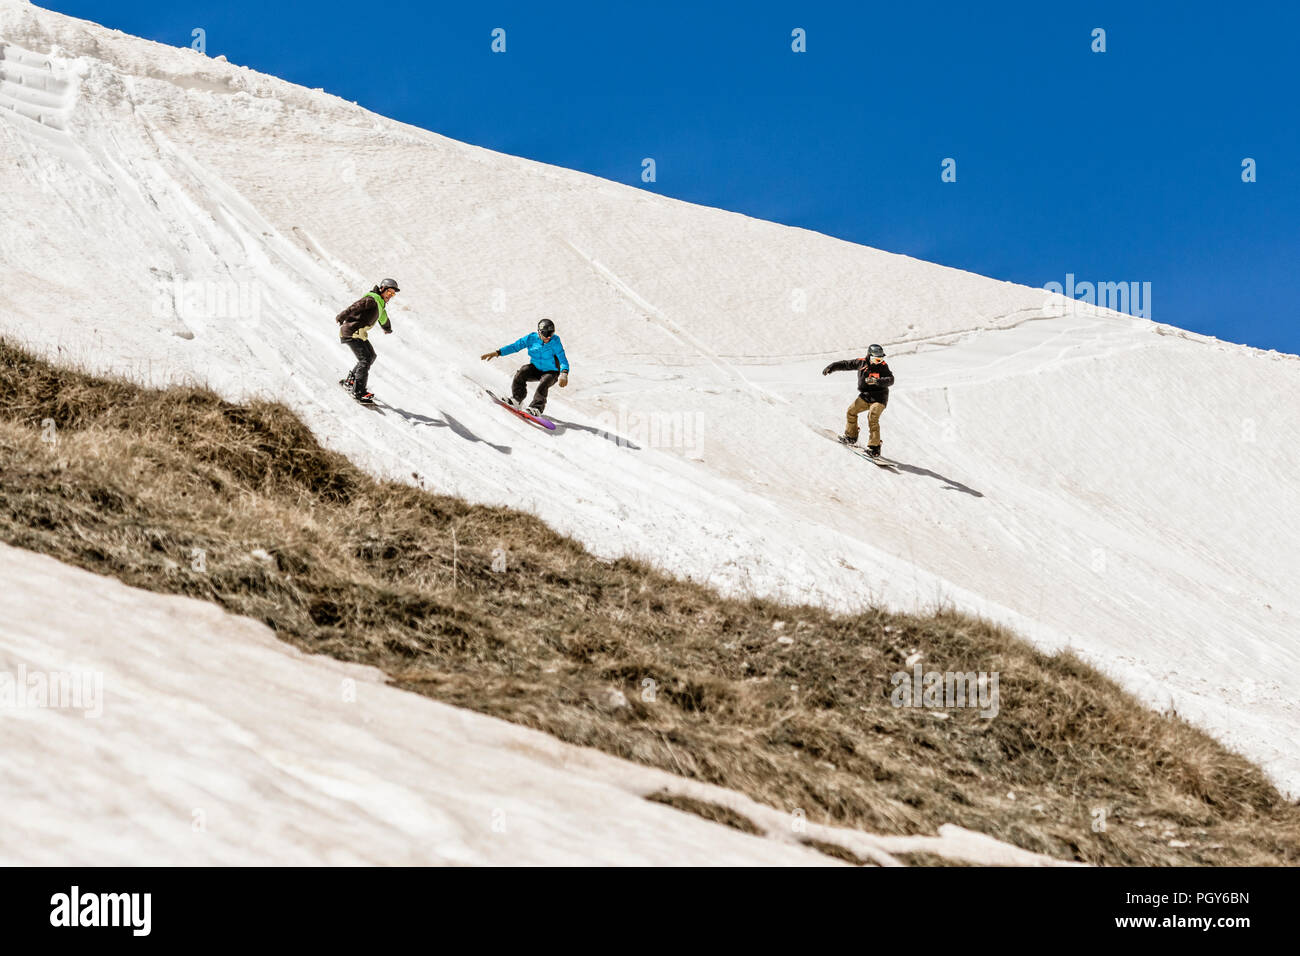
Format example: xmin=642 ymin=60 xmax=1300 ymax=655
xmin=846 ymin=398 xmax=885 ymax=445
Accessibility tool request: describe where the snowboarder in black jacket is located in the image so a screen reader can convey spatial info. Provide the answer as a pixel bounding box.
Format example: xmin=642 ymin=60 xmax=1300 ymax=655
xmin=822 ymin=343 xmax=894 ymax=457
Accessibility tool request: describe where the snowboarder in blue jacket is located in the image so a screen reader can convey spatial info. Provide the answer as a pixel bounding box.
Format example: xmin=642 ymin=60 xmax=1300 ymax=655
xmin=481 ymin=318 xmax=570 ymax=415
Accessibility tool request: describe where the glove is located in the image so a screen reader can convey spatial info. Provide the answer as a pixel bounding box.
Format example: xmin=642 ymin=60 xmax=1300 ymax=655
xmin=822 ymin=364 xmax=834 ymax=376
xmin=868 ymin=372 xmax=879 ymax=381
xmin=558 ymin=372 xmax=569 ymax=388
xmin=480 ymin=350 xmax=499 ymax=361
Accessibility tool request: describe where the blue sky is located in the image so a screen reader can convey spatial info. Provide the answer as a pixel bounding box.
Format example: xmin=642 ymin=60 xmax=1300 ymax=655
xmin=47 ymin=0 xmax=1300 ymax=353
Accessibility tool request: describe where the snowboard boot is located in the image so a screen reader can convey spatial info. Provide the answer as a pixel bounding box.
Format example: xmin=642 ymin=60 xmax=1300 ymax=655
xmin=355 ymin=391 xmax=376 ymax=406
xmin=527 ymin=404 xmax=545 ymax=418
xmin=865 ymin=445 xmax=882 ymax=458
xmin=838 ymin=433 xmax=857 ymax=446
xmin=339 ymin=376 xmax=355 ymax=389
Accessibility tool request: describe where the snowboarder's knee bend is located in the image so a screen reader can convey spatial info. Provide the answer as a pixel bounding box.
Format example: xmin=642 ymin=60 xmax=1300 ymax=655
xmin=845 ymin=396 xmax=870 ymax=438
xmin=511 ymin=363 xmax=538 ymax=402
xmin=344 ymin=338 xmax=376 ymax=368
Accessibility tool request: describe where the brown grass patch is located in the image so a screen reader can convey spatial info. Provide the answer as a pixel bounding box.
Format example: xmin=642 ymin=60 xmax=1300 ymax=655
xmin=644 ymin=792 xmax=763 ymax=836
xmin=800 ymin=838 xmax=873 ymax=866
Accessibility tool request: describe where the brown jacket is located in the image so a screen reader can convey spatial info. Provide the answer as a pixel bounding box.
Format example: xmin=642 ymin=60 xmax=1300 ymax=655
xmin=336 ymin=289 xmax=392 ymax=341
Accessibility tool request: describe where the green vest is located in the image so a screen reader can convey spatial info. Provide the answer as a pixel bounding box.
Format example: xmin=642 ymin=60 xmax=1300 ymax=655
xmin=366 ymin=292 xmax=389 ymax=328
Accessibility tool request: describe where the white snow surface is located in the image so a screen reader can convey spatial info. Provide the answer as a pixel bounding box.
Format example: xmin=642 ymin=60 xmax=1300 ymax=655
xmin=0 ymin=542 xmax=1069 ymax=866
xmin=1 ymin=0 xmax=1298 ymax=807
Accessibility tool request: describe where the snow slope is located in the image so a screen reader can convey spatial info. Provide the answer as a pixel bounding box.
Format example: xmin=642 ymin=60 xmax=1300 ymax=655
xmin=1 ymin=0 xmax=1298 ymax=800
xmin=0 ymin=542 xmax=1069 ymax=866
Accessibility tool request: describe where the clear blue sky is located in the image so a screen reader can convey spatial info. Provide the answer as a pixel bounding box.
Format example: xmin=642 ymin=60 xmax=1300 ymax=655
xmin=47 ymin=0 xmax=1300 ymax=353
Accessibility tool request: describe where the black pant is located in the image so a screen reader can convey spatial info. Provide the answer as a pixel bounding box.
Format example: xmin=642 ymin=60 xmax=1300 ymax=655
xmin=342 ymin=338 xmax=376 ymax=396
xmin=512 ymin=363 xmax=559 ymax=411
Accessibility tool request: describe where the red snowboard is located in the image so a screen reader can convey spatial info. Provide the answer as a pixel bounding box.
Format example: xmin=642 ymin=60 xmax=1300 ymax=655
xmin=487 ymin=390 xmax=556 ymax=430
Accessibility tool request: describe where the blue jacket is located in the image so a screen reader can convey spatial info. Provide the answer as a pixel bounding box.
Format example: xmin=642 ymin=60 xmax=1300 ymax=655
xmin=499 ymin=332 xmax=569 ymax=373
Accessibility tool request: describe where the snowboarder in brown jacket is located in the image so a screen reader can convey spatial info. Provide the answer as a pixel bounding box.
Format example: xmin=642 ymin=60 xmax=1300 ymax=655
xmin=822 ymin=343 xmax=894 ymax=458
xmin=336 ymin=278 xmax=399 ymax=404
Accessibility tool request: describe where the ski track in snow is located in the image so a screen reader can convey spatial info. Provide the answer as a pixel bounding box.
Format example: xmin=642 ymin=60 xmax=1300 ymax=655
xmin=1 ymin=0 xmax=1298 ymax=830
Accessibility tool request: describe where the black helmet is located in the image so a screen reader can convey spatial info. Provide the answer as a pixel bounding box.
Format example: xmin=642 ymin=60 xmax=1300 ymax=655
xmin=537 ymin=318 xmax=556 ymax=336
xmin=867 ymin=343 xmax=886 ymax=357
xmin=377 ymin=278 xmax=400 ymax=293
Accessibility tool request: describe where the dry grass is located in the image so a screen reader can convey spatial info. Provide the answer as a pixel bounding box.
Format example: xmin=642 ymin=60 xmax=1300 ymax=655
xmin=1 ymin=337 xmax=1296 ymax=865
xmin=800 ymin=838 xmax=874 ymax=866
xmin=644 ymin=792 xmax=763 ymax=835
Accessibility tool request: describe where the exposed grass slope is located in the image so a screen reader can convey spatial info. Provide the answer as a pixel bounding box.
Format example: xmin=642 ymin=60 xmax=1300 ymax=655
xmin=1 ymin=339 xmax=1295 ymax=864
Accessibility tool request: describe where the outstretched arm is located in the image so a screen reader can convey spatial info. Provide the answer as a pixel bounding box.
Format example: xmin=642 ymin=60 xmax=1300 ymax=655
xmin=483 ymin=333 xmax=530 ymax=362
xmin=821 ymin=358 xmax=862 ymax=376
xmin=497 ymin=334 xmax=530 ymax=357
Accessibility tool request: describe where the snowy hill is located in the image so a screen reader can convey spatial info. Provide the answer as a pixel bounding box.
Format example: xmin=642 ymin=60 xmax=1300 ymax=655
xmin=2 ymin=0 xmax=1298 ymax=815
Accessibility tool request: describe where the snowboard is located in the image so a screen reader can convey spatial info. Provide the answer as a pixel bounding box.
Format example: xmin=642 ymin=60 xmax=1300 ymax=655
xmin=339 ymin=379 xmax=382 ymax=409
xmin=812 ymin=426 xmax=898 ymax=469
xmin=486 ymin=389 xmax=556 ymax=430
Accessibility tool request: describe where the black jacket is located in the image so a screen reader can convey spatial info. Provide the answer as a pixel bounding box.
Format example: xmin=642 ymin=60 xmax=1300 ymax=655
xmin=824 ymin=357 xmax=895 ymax=405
